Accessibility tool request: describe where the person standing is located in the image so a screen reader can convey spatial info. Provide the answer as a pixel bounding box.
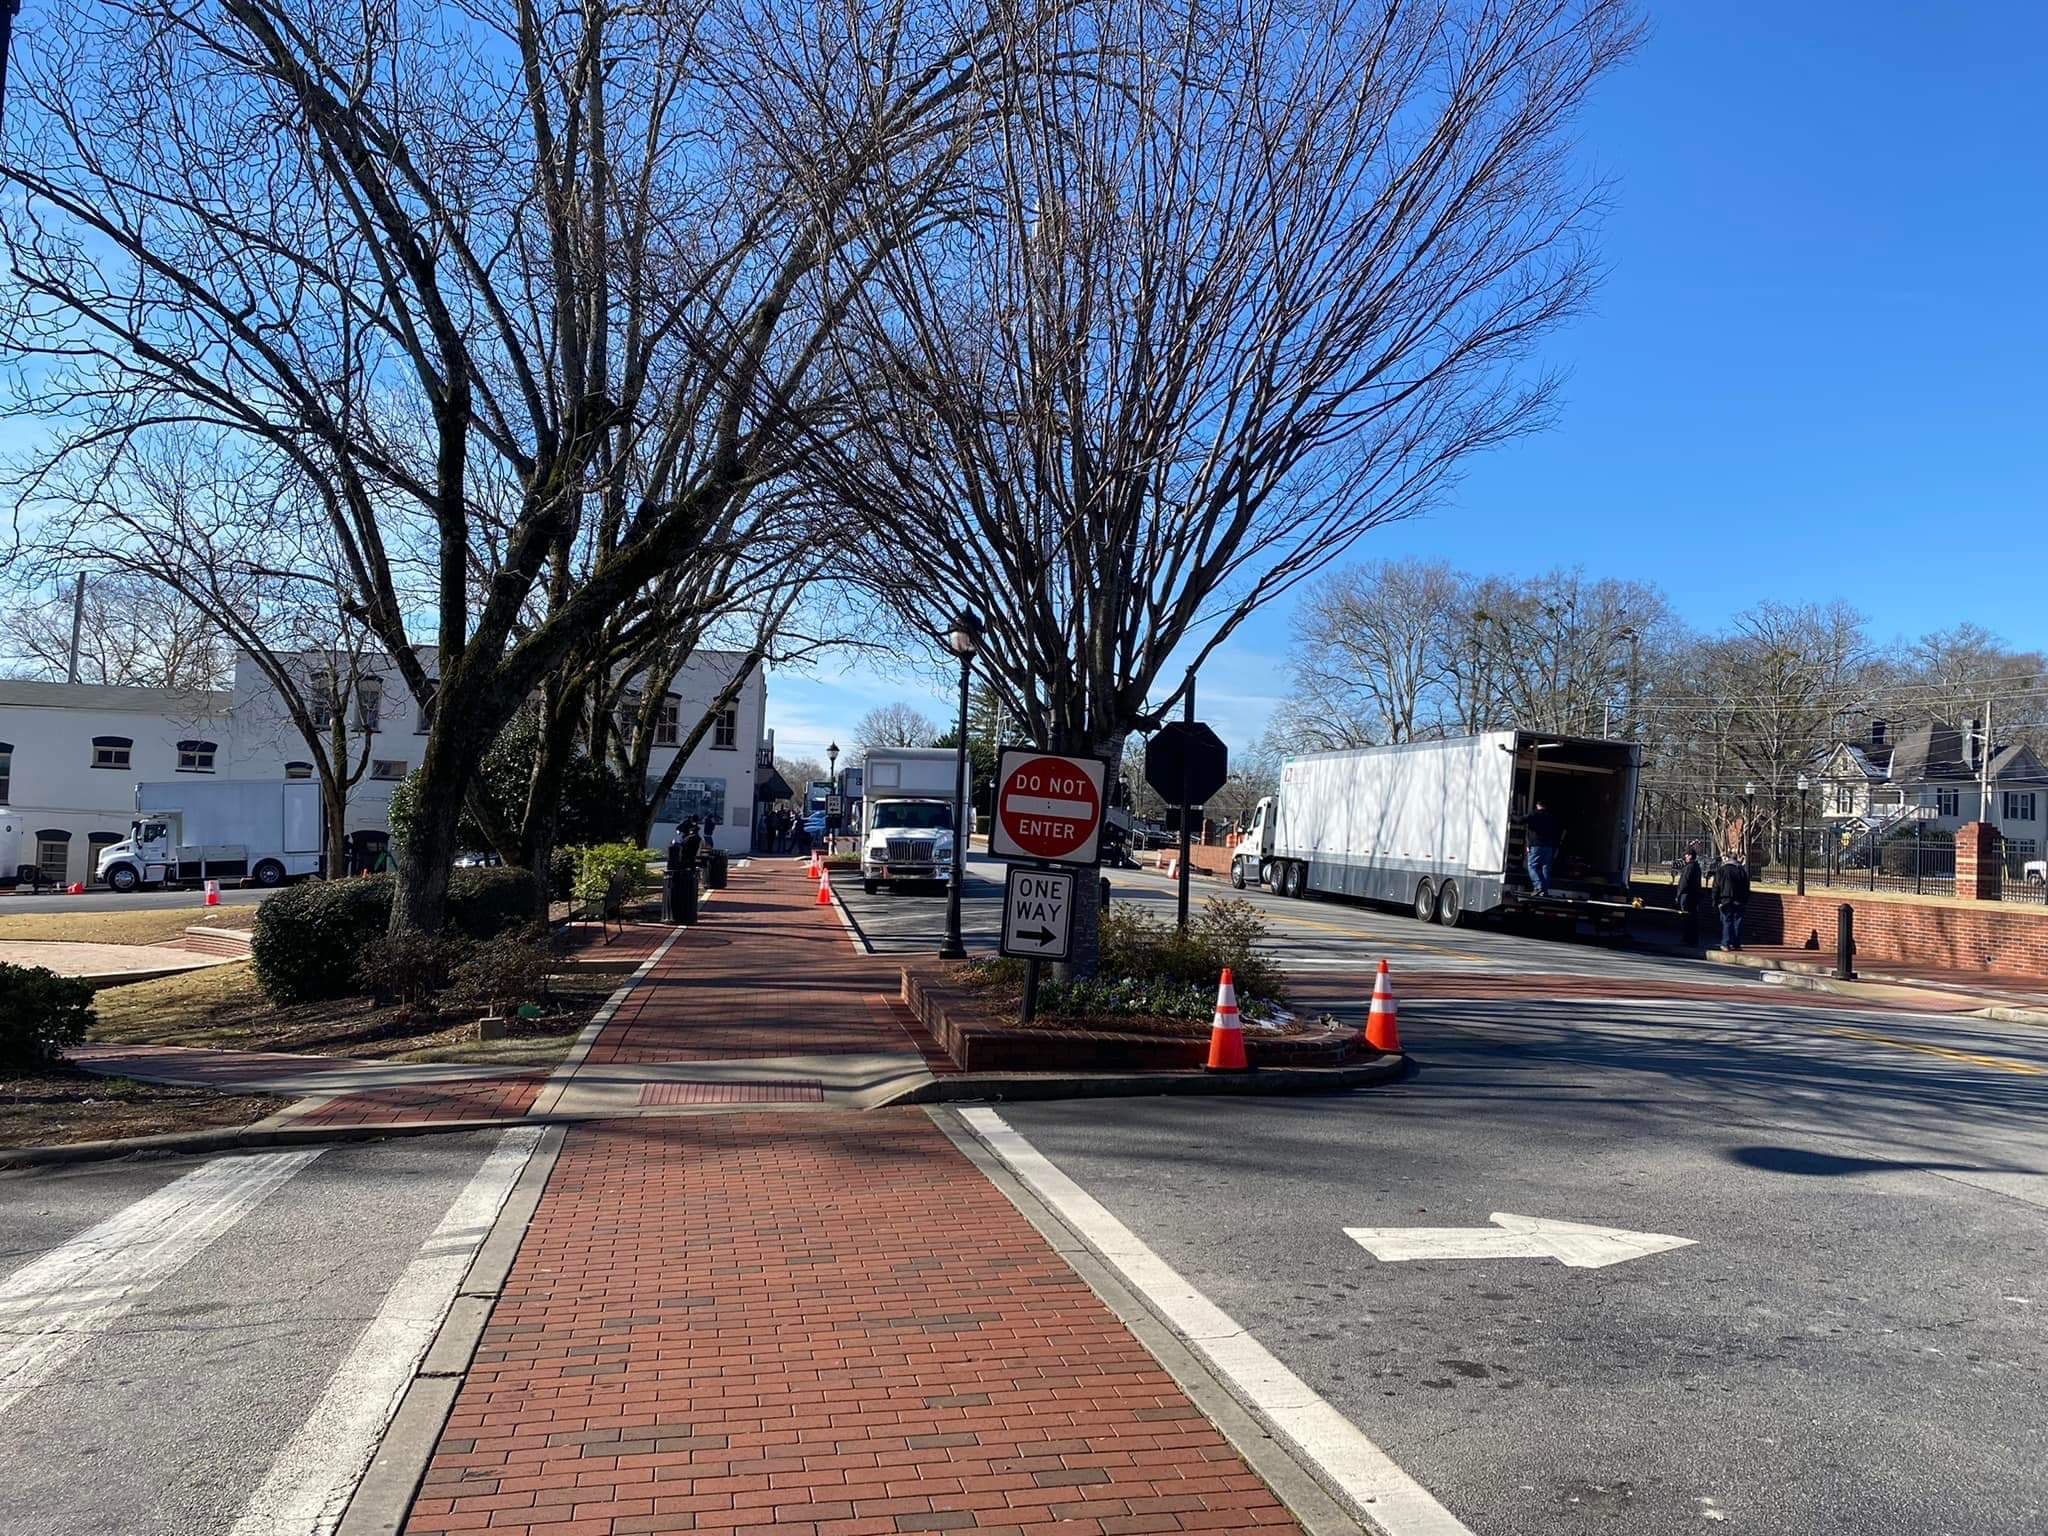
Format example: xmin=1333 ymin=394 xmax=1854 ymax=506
xmin=1675 ymin=845 xmax=1704 ymax=946
xmin=1711 ymin=852 xmax=1751 ymax=951
xmin=1524 ymin=800 xmax=1560 ymax=896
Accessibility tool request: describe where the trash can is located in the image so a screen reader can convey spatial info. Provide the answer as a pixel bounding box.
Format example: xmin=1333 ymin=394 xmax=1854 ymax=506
xmin=705 ymin=850 xmax=729 ymax=890
xmin=661 ymin=868 xmax=702 ymax=924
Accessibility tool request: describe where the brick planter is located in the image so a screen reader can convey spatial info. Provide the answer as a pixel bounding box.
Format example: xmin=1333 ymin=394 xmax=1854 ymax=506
xmin=901 ymin=965 xmax=1360 ymax=1073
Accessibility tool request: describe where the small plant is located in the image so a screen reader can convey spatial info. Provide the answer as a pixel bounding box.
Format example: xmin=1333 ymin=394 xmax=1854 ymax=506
xmin=443 ymin=929 xmax=557 ymax=1017
xmin=0 ymin=964 xmax=97 ymax=1070
xmin=356 ymin=931 xmax=466 ymax=1007
xmin=573 ymin=843 xmax=652 ymax=916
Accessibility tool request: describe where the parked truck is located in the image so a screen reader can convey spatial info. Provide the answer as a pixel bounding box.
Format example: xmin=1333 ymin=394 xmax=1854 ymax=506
xmin=95 ymin=779 xmax=326 ymax=893
xmin=859 ymin=747 xmax=964 ymax=895
xmin=1232 ymin=731 xmax=1642 ymax=932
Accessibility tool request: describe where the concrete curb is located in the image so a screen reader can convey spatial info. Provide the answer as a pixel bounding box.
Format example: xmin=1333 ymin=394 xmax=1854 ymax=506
xmin=928 ymin=1108 xmax=1370 ymax=1536
xmin=1709 ymin=948 xmax=2048 ymax=1024
xmin=0 ymin=1114 xmax=536 ymax=1171
xmin=336 ymin=1124 xmax=568 ymax=1536
xmin=881 ymin=1052 xmax=1409 ymax=1106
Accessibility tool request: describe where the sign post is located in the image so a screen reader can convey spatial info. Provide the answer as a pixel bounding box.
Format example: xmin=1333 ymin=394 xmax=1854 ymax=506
xmin=1143 ymin=691 xmax=1229 ymax=930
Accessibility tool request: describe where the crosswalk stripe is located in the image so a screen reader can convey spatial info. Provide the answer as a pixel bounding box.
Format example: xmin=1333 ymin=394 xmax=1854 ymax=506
xmin=0 ymin=1149 xmax=324 ymax=1419
xmin=228 ymin=1125 xmax=544 ymax=1536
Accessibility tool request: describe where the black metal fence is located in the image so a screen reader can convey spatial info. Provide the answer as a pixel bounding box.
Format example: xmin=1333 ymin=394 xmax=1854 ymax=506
xmin=1633 ymin=826 xmax=2046 ymax=905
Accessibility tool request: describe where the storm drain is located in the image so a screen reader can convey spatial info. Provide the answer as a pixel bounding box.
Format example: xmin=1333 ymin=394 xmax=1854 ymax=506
xmin=638 ymin=1080 xmax=826 ymax=1105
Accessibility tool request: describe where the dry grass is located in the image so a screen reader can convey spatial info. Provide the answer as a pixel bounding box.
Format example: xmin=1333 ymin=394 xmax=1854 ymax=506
xmin=0 ymin=904 xmax=257 ymax=948
xmin=0 ymin=1071 xmax=282 ymax=1150
xmin=88 ymin=960 xmax=604 ymax=1066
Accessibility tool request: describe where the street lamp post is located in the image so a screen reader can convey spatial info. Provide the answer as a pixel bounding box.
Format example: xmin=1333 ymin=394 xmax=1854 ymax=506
xmin=826 ymin=742 xmax=839 ymax=854
xmin=939 ymin=610 xmax=982 ymax=961
xmin=1796 ymin=774 xmax=1809 ymax=896
xmin=1743 ymin=781 xmax=1756 ymax=869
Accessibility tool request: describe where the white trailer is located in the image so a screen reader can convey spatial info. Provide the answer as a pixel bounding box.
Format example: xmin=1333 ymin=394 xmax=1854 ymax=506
xmin=1232 ymin=731 xmax=1641 ymax=930
xmin=859 ymin=747 xmax=966 ymax=894
xmin=96 ymin=779 xmax=326 ymax=893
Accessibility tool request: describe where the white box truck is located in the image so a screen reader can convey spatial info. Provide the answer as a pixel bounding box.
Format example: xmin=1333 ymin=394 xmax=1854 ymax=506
xmin=96 ymin=779 xmax=326 ymax=893
xmin=1231 ymin=731 xmax=1642 ymax=930
xmin=859 ymin=746 xmax=965 ymax=894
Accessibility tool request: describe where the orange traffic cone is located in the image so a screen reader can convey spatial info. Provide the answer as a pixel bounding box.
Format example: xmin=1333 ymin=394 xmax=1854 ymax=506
xmin=67 ymin=882 xmax=85 ymax=895
xmin=204 ymin=878 xmax=220 ymax=907
xmin=817 ymin=869 xmax=832 ymax=905
xmin=1363 ymin=958 xmax=1401 ymax=1053
xmin=1203 ymin=968 xmax=1249 ymax=1072
xmin=807 ymin=849 xmax=821 ymax=879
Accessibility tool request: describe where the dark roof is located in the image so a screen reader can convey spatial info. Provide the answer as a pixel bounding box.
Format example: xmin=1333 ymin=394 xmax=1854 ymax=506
xmin=1883 ymin=723 xmax=2048 ymax=786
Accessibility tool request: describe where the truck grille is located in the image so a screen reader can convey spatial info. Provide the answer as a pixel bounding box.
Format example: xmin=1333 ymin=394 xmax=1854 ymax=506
xmin=886 ymin=839 xmax=934 ymax=863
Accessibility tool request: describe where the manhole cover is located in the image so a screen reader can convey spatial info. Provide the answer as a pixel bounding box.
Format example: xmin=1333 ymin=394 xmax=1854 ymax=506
xmin=638 ymin=1080 xmax=824 ymax=1105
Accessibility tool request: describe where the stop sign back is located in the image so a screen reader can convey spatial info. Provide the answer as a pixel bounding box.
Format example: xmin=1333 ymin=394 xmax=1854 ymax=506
xmin=989 ymin=749 xmax=1108 ymax=866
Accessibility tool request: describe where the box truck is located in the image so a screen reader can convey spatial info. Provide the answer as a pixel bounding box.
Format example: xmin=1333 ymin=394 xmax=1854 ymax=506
xmin=859 ymin=746 xmax=965 ymax=894
xmin=95 ymin=779 xmax=326 ymax=893
xmin=1232 ymin=731 xmax=1641 ymax=931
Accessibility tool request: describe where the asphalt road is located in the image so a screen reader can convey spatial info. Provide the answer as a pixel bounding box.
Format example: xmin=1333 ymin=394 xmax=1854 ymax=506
xmin=0 ymin=1129 xmax=534 ymax=1536
xmin=1 ymin=885 xmax=273 ymax=916
xmin=992 ymin=989 xmax=2048 ymax=1535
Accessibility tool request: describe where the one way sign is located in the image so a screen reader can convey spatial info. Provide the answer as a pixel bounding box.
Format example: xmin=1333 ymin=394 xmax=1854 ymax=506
xmin=1000 ymin=866 xmax=1075 ymax=962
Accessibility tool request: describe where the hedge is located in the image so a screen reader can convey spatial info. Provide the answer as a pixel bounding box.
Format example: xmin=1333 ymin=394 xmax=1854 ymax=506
xmin=251 ymin=867 xmax=542 ymax=1002
xmin=0 ymin=963 xmax=97 ymax=1070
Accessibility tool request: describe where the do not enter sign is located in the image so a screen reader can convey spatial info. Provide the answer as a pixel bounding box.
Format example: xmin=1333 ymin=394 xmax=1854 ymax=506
xmin=989 ymin=748 xmax=1108 ymax=867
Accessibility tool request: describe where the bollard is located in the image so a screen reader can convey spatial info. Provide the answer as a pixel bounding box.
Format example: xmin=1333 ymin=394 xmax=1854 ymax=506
xmin=1834 ymin=903 xmax=1856 ymax=980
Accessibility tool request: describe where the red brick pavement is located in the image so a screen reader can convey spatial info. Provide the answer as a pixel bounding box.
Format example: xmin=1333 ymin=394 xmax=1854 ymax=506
xmin=403 ymin=1111 xmax=1301 ymax=1535
xmin=302 ymin=1072 xmax=548 ymax=1126
xmin=1292 ymin=969 xmax=1986 ymax=1014
xmin=583 ymin=866 xmax=953 ymax=1067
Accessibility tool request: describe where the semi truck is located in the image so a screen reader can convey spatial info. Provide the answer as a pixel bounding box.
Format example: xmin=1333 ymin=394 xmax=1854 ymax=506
xmin=1231 ymin=731 xmax=1642 ymax=931
xmin=859 ymin=746 xmax=964 ymax=894
xmin=95 ymin=779 xmax=326 ymax=893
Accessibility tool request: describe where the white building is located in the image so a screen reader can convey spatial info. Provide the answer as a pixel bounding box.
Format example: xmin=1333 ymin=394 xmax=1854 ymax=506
xmin=0 ymin=680 xmax=233 ymax=887
xmin=0 ymin=648 xmax=769 ymax=885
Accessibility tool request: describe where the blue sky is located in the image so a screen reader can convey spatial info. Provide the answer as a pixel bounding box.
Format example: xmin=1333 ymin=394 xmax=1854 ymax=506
xmin=771 ymin=0 xmax=2048 ymax=763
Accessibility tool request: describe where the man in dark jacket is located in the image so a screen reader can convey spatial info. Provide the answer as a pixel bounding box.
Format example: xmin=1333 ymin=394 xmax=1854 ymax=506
xmin=1675 ymin=845 xmax=1704 ymax=946
xmin=1711 ymin=854 xmax=1751 ymax=951
xmin=1524 ymin=801 xmax=1560 ymax=896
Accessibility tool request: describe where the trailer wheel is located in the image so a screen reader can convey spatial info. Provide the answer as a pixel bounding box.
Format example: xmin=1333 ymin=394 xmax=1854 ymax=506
xmin=252 ymin=859 xmax=286 ymax=888
xmin=1230 ymin=858 xmax=1246 ymax=890
xmin=1412 ymin=879 xmax=1436 ymax=922
xmin=106 ymin=863 xmax=139 ymax=894
xmin=1435 ymin=880 xmax=1463 ymax=928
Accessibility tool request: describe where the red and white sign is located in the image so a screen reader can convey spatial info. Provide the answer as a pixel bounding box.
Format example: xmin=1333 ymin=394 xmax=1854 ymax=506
xmin=989 ymin=748 xmax=1107 ymax=866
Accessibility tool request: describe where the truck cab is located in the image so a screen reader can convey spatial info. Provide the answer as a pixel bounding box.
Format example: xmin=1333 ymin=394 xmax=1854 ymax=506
xmin=860 ymin=799 xmax=956 ymax=894
xmin=1230 ymin=799 xmax=1275 ymax=888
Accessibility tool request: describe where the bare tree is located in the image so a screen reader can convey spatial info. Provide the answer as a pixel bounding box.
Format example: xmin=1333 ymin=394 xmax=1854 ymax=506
xmin=0 ymin=570 xmax=231 ymax=688
xmin=853 ymin=703 xmax=941 ymax=760
xmin=1286 ymin=560 xmax=1465 ymax=745
xmin=2 ymin=0 xmax=1019 ymax=932
xmin=821 ymin=0 xmax=1638 ymax=973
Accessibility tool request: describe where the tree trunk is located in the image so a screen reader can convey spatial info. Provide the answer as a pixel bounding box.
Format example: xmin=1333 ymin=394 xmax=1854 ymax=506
xmin=1055 ymin=729 xmax=1127 ymax=983
xmin=393 ymin=769 xmax=463 ymax=935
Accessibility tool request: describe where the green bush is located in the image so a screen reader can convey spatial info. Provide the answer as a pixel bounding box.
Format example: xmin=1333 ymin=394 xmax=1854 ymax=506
xmin=572 ymin=843 xmax=652 ymax=915
xmin=443 ymin=929 xmax=557 ymax=1015
xmin=252 ymin=867 xmax=543 ymax=1002
xmin=356 ymin=931 xmax=464 ymax=1007
xmin=0 ymin=963 xmax=98 ymax=1070
xmin=546 ymin=846 xmax=578 ymax=900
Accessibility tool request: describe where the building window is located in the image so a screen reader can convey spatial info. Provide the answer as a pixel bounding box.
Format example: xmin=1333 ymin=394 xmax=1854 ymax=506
xmin=91 ymin=736 xmax=133 ymax=770
xmin=1832 ymin=784 xmax=1853 ymax=815
xmin=35 ymin=829 xmax=71 ymax=885
xmin=310 ymin=676 xmax=335 ymax=729
xmin=177 ymin=739 xmax=218 ymax=773
xmin=87 ymin=831 xmax=120 ymax=884
xmin=0 ymin=742 xmax=11 ymax=804
xmin=1936 ymin=787 xmax=1961 ymax=818
xmin=371 ymin=759 xmax=408 ymax=782
xmin=712 ymin=704 xmax=737 ymax=750
xmin=284 ymin=761 xmax=314 ymax=780
xmin=656 ymin=694 xmax=681 ymax=747
xmin=416 ymin=680 xmax=437 ymax=735
xmin=2008 ymin=838 xmax=2038 ymax=859
xmin=650 ymin=774 xmax=726 ymax=829
xmin=355 ymin=677 xmax=383 ymax=733
xmin=2005 ymin=791 xmax=2039 ymax=823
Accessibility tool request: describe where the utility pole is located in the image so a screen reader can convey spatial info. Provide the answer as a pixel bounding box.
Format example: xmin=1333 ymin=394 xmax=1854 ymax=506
xmin=65 ymin=574 xmax=85 ymax=685
xmin=0 ymin=1 xmax=20 ymax=129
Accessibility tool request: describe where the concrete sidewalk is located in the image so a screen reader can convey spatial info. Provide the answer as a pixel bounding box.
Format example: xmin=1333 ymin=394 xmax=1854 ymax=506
xmin=1 ymin=939 xmax=232 ymax=984
xmin=402 ymin=1111 xmax=1306 ymax=1535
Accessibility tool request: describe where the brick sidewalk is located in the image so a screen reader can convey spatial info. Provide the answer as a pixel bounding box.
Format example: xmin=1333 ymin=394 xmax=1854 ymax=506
xmin=403 ymin=1111 xmax=1301 ymax=1535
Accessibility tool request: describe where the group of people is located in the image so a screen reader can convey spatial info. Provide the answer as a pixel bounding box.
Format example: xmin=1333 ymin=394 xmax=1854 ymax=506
xmin=1675 ymin=844 xmax=1752 ymax=950
xmin=761 ymin=806 xmax=810 ymax=856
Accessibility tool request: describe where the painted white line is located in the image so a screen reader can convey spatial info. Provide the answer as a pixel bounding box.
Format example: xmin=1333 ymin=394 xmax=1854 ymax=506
xmin=1346 ymin=1212 xmax=1694 ymax=1269
xmin=959 ymin=1108 xmax=1473 ymax=1536
xmin=0 ymin=1149 xmax=323 ymax=1418
xmin=228 ymin=1125 xmax=544 ymax=1536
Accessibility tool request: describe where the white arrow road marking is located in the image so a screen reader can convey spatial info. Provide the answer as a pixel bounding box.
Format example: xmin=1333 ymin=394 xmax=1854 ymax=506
xmin=0 ymin=1149 xmax=324 ymax=1419
xmin=961 ymin=1108 xmax=1475 ymax=1536
xmin=1346 ymin=1212 xmax=1696 ymax=1269
xmin=229 ymin=1125 xmax=543 ymax=1536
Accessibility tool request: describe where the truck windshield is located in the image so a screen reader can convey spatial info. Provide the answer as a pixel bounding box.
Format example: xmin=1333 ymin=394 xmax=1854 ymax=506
xmin=873 ymin=802 xmax=952 ymax=831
